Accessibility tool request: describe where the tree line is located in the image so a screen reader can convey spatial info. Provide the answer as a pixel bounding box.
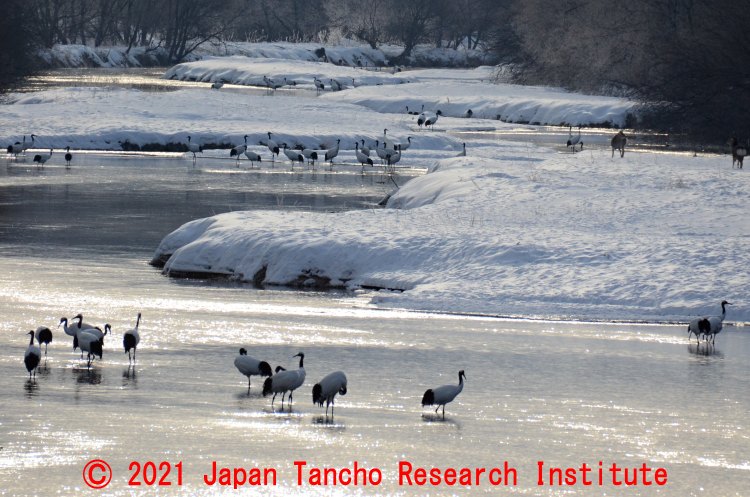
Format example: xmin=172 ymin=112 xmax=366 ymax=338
xmin=1 ymin=0 xmax=747 ymax=141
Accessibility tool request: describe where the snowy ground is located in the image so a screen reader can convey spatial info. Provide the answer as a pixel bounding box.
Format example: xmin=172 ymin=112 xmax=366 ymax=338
xmin=3 ymin=61 xmax=746 ymax=324
xmin=165 ymin=58 xmax=634 ymax=127
xmin=35 ymin=40 xmax=494 ymax=69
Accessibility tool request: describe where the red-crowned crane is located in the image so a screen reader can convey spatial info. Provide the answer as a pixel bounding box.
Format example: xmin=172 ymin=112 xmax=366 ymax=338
xmin=7 ymin=137 xmax=24 ymax=156
xmin=34 ymin=326 xmax=53 ymax=356
xmin=244 ymin=149 xmax=262 ymax=168
xmin=688 ymin=301 xmax=732 ymax=344
xmin=23 ymin=134 xmax=36 ymax=152
xmin=421 ymin=370 xmax=466 ymax=418
xmin=314 ymin=77 xmax=324 ymax=94
xmin=77 ymin=329 xmax=103 ymax=368
xmin=266 ymin=132 xmax=280 ymax=163
xmin=234 ymin=348 xmax=272 ymax=392
xmin=60 ymin=314 xmax=95 ymax=355
xmin=424 ymin=110 xmax=442 ymax=130
xmin=24 ymin=331 xmax=41 ymax=378
xmin=230 ymin=135 xmax=248 ymax=164
xmin=283 ymin=144 xmax=305 ymax=169
xmin=124 ymin=313 xmax=141 ymax=364
xmin=33 ymin=148 xmax=53 ymax=166
xmin=302 ymin=148 xmax=319 ymax=168
xmin=324 ymin=139 xmax=340 ymax=169
xmin=263 ymin=352 xmax=305 ymax=411
xmin=312 ymin=371 xmax=347 ymax=419
xmin=64 ymin=146 xmax=73 ymax=167
xmin=355 ymin=142 xmax=373 ymax=170
xmin=187 ymin=136 xmax=203 ymax=160
xmin=566 ymin=126 xmax=583 ymax=151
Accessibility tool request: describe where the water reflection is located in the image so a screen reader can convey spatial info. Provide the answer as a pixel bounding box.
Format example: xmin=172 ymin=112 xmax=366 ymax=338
xmin=72 ymin=366 xmax=103 ymax=385
xmin=34 ymin=363 xmax=52 ymax=380
xmin=421 ymin=414 xmax=463 ymax=429
xmin=23 ymin=379 xmax=39 ymax=398
xmin=687 ymin=343 xmax=724 ymax=358
xmin=122 ymin=366 xmax=138 ymax=386
xmin=312 ymin=416 xmax=346 ymax=431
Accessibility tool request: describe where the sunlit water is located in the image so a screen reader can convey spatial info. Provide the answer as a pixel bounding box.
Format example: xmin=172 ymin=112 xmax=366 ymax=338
xmin=0 ymin=153 xmax=747 ymax=496
xmin=2 ymin=87 xmax=749 ymax=496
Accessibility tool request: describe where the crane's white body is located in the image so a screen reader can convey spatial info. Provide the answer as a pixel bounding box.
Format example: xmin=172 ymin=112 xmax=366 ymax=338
xmin=243 ymin=150 xmax=261 ymax=167
xmin=422 ymin=370 xmax=466 ymax=418
xmin=8 ymin=136 xmax=25 ymax=156
xmin=263 ymin=353 xmax=305 ymax=410
xmin=355 ymin=143 xmax=373 ymax=168
xmin=312 ymin=371 xmax=347 ymax=418
xmin=688 ymin=301 xmax=731 ymax=344
xmin=24 ymin=331 xmax=42 ymax=378
xmin=359 ymin=140 xmax=371 ymax=156
xmin=424 ymin=111 xmax=440 ymax=129
xmin=324 ymin=139 xmax=340 ymax=166
xmin=283 ymin=144 xmax=304 ymax=167
xmin=33 ymin=149 xmax=53 ymax=166
xmin=301 ymin=148 xmax=319 ymax=167
xmin=266 ymin=132 xmax=280 ymax=161
xmin=397 ymin=136 xmax=412 ymax=151
xmin=77 ymin=329 xmax=103 ymax=367
xmin=567 ymin=126 xmax=582 ymax=150
xmin=230 ymin=135 xmax=248 ymax=161
xmin=187 ymin=136 xmax=202 ymax=159
xmin=124 ymin=313 xmax=141 ymax=363
xmin=234 ymin=348 xmax=272 ymax=390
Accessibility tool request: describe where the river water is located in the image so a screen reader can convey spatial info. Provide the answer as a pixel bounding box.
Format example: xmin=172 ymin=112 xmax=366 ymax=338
xmin=1 ymin=78 xmax=749 ymax=497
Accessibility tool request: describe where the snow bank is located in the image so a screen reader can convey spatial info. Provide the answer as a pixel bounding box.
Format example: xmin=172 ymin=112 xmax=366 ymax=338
xmin=324 ymin=78 xmax=636 ymax=127
xmin=163 ymin=57 xmax=409 ymax=89
xmin=162 ymin=57 xmax=634 ymax=127
xmin=152 ymin=146 xmax=750 ymax=323
xmin=36 ymin=40 xmax=494 ymax=69
xmin=35 ymin=44 xmax=169 ymax=69
xmin=0 ymin=87 xmax=456 ymax=153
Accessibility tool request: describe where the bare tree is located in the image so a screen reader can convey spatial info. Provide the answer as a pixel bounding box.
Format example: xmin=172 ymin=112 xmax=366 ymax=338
xmin=386 ymin=0 xmax=438 ymax=63
xmin=0 ymin=0 xmax=36 ymax=92
xmin=325 ymin=0 xmax=388 ymax=49
xmin=160 ymin=0 xmax=234 ymax=62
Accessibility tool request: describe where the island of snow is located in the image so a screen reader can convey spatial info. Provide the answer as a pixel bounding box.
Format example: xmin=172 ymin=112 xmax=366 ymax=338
xmin=152 ymin=146 xmax=750 ymax=324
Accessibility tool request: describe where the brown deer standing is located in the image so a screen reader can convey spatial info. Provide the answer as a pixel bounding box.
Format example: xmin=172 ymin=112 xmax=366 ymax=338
xmin=611 ymin=130 xmax=627 ymax=158
xmin=729 ymin=137 xmax=746 ymax=169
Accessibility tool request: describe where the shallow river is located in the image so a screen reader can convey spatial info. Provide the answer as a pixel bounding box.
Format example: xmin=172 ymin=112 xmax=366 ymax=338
xmin=1 ymin=125 xmax=748 ymax=497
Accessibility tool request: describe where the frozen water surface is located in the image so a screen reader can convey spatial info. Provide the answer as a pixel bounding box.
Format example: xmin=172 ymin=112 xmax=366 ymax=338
xmin=0 ymin=153 xmax=748 ymax=496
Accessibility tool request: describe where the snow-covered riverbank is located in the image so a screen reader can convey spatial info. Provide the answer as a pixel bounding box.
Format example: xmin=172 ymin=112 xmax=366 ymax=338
xmin=152 ymin=145 xmax=750 ymax=324
xmin=34 ymin=40 xmax=494 ymax=69
xmin=3 ymin=63 xmax=745 ymax=324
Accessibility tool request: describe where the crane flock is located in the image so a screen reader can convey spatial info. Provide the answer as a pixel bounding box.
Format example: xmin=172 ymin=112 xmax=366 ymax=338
xmin=213 ymin=130 xmax=416 ymax=172
xmin=16 ymin=297 xmax=735 ymax=422
xmin=687 ymin=300 xmax=732 ymax=344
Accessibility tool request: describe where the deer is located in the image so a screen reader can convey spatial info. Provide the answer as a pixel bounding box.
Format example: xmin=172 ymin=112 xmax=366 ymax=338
xmin=729 ymin=137 xmax=746 ymax=169
xmin=611 ymin=130 xmax=627 ymax=158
